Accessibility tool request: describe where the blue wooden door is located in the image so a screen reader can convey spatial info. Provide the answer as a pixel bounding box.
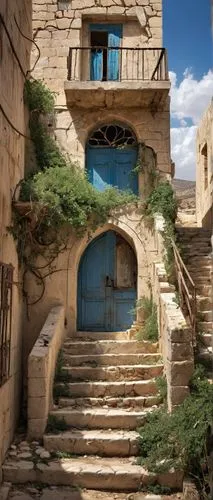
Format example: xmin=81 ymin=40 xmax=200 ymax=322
xmin=78 ymin=231 xmax=136 ymax=331
xmin=90 ymin=24 xmax=122 ymax=81
xmin=87 ymin=147 xmax=138 ymax=194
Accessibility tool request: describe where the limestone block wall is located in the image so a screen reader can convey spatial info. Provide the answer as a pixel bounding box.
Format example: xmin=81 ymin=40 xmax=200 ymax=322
xmin=153 ymin=262 xmax=194 ymax=411
xmin=28 ymin=306 xmax=65 ymax=439
xmin=31 ymin=0 xmax=163 ymax=107
xmin=31 ymin=0 xmax=170 ymax=177
xmin=0 ymin=0 xmax=32 ymax=477
xmin=196 ymin=100 xmax=213 ymax=230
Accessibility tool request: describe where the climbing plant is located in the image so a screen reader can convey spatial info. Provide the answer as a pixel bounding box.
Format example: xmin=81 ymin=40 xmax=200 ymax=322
xmin=142 ymin=181 xmax=178 ymax=280
xmin=11 ymin=79 xmax=138 ymax=306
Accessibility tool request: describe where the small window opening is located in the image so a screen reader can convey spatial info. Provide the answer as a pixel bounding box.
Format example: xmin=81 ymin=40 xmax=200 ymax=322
xmin=201 ymin=143 xmax=208 ymax=190
xmin=91 ymin=31 xmax=108 ymax=81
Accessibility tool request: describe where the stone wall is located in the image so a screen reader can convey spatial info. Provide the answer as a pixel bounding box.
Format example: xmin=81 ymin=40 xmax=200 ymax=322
xmin=30 ymin=0 xmax=171 ymax=178
xmin=153 ymin=261 xmax=194 ymax=411
xmin=0 ymin=0 xmax=32 ymax=478
xmin=28 ymin=305 xmax=65 ymax=439
xmin=196 ymin=100 xmax=213 ymax=229
xmin=23 ymin=209 xmax=160 ymax=356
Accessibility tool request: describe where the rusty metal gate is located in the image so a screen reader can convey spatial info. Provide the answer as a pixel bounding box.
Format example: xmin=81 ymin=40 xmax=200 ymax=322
xmin=0 ymin=262 xmax=13 ymax=386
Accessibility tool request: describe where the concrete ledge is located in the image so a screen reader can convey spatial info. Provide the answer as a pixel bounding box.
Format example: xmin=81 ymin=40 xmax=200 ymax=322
xmin=27 ymin=305 xmax=65 ymax=439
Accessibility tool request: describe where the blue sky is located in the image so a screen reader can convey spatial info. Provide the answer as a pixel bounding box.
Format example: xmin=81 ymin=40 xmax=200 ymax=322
xmin=163 ymin=0 xmax=213 ymax=179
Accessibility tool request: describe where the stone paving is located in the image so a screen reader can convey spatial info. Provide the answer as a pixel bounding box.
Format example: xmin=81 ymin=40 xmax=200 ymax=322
xmin=1 ymin=484 xmax=183 ymax=500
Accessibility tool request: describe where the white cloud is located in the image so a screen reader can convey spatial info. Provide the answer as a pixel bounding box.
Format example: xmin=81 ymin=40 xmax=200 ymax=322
xmin=170 ymin=69 xmax=213 ymax=179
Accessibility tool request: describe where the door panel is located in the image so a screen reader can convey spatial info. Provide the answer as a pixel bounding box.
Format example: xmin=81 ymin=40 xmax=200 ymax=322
xmin=78 ymin=231 xmax=136 ymax=332
xmin=87 ymin=148 xmax=112 ymax=191
xmin=113 ymin=149 xmax=138 ymax=194
xmin=87 ymin=147 xmax=138 ymax=194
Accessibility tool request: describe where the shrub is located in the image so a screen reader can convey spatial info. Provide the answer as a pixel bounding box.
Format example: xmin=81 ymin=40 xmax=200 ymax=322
xmin=136 ymin=296 xmax=158 ymax=342
xmin=138 ymin=367 xmax=213 ymax=496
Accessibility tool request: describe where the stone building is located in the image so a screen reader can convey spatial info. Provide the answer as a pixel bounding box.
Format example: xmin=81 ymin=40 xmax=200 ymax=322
xmin=0 ymin=0 xmax=32 ymax=476
xmin=196 ymin=99 xmax=213 ymax=230
xmin=27 ymin=0 xmax=172 ymax=349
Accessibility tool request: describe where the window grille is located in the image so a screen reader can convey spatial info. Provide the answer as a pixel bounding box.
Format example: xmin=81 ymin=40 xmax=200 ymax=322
xmin=0 ymin=262 xmax=13 ymax=387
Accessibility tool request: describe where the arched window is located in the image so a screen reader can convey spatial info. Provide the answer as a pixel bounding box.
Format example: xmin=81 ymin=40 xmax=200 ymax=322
xmin=86 ymin=123 xmax=138 ymax=194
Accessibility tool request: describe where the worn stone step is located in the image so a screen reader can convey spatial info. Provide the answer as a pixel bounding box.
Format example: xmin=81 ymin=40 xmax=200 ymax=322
xmin=2 ymin=456 xmax=184 ymax=490
xmin=58 ymin=394 xmax=161 ymax=409
xmin=199 ymin=311 xmax=213 ymax=322
xmin=44 ymin=429 xmax=139 ymax=457
xmin=198 ymin=322 xmax=213 ymax=333
xmin=63 ymin=340 xmax=159 ymax=355
xmin=55 ymin=379 xmax=158 ymax=398
xmin=49 ymin=407 xmax=153 ymax=429
xmin=200 ymin=333 xmax=212 ymax=347
xmin=197 ymin=297 xmax=212 ymax=311
xmin=196 ymin=285 xmax=212 ymax=297
xmin=75 ymin=331 xmax=133 ymax=341
xmin=61 ymin=364 xmax=163 ymax=382
xmin=63 ymin=353 xmax=162 ymax=367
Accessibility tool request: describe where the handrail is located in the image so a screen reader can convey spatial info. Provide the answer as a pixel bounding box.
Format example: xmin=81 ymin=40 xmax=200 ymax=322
xmin=171 ymin=239 xmax=197 ymax=345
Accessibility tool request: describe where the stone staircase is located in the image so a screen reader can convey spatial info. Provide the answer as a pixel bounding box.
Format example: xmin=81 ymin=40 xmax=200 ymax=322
xmin=2 ymin=331 xmax=183 ymax=491
xmin=177 ymin=227 xmax=213 ymax=370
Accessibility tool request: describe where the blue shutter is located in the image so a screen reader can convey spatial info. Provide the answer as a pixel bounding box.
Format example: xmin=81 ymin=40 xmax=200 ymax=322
xmin=87 ymin=148 xmax=112 ymax=191
xmin=113 ymin=149 xmax=138 ymax=194
xmin=108 ymin=26 xmax=122 ymax=81
xmin=90 ymin=49 xmax=103 ymax=81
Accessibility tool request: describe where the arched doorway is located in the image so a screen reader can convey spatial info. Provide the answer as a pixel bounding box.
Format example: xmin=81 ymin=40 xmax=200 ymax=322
xmin=77 ymin=230 xmax=137 ymax=331
xmin=86 ymin=123 xmax=138 ymax=194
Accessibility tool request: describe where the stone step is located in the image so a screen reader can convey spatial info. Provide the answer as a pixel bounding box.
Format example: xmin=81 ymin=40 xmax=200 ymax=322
xmin=196 ymin=285 xmax=212 ymax=297
xmin=55 ymin=379 xmax=158 ymax=398
xmin=61 ymin=364 xmax=163 ymax=382
xmin=198 ymin=322 xmax=213 ymax=333
xmin=63 ymin=340 xmax=158 ymax=355
xmin=63 ymin=353 xmax=162 ymax=367
xmin=49 ymin=407 xmax=153 ymax=429
xmin=198 ymin=311 xmax=213 ymax=322
xmin=58 ymin=394 xmax=161 ymax=409
xmin=187 ymin=267 xmax=211 ymax=276
xmin=2 ymin=456 xmax=184 ymax=490
xmin=197 ymin=297 xmax=212 ymax=311
xmin=75 ymin=331 xmax=133 ymax=341
xmin=44 ymin=430 xmax=139 ymax=457
xmin=200 ymin=333 xmax=212 ymax=347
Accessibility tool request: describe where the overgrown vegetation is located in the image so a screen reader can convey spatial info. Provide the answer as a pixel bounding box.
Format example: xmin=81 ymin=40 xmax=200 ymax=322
xmin=138 ymin=365 xmax=213 ymax=498
xmin=135 ymin=296 xmax=158 ymax=342
xmin=142 ymin=181 xmax=178 ymax=281
xmin=46 ymin=415 xmax=69 ymax=434
xmin=11 ymin=80 xmax=137 ymax=306
xmin=155 ymin=375 xmax=167 ymax=402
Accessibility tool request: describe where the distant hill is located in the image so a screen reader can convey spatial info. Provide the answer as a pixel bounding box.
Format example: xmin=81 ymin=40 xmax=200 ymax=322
xmin=172 ymin=179 xmax=196 ymax=200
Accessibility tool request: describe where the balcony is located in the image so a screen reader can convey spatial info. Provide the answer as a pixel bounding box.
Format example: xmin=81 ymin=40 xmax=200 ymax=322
xmin=64 ymin=47 xmax=170 ymax=109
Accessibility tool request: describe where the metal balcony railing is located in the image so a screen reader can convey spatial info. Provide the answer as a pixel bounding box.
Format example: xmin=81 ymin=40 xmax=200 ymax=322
xmin=67 ymin=47 xmax=169 ymax=82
